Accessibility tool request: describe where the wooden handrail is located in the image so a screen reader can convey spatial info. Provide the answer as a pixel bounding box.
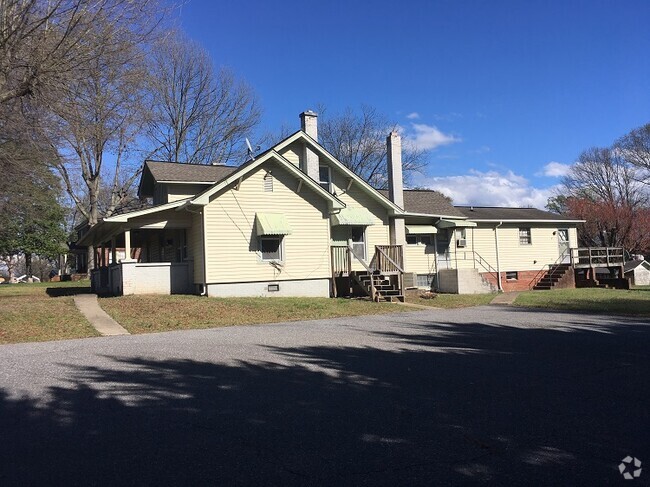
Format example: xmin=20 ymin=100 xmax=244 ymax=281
xmin=375 ymin=245 xmax=404 ymax=273
xmin=348 ymin=244 xmax=377 ymax=301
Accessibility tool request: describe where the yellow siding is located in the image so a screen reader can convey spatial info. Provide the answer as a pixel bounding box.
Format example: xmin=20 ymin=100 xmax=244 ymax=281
xmin=328 ymin=162 xmax=391 ymax=269
xmin=129 ymin=208 xmax=192 ymax=230
xmin=167 ymin=184 xmax=208 ymax=202
xmin=279 ymin=143 xmax=301 ymax=167
xmin=405 ymin=243 xmax=437 ymax=274
xmin=203 ymin=161 xmax=331 ymax=283
xmin=468 ymin=224 xmax=579 ymax=272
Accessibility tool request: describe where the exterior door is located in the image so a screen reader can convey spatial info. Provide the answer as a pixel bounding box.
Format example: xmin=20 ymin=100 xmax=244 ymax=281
xmin=557 ymin=229 xmax=570 ymax=262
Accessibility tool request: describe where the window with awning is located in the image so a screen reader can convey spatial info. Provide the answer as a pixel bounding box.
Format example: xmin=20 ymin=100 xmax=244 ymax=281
xmin=255 ymin=213 xmax=292 ymax=235
xmin=331 ymin=207 xmax=375 ymax=226
xmin=436 ymin=219 xmax=477 ymax=229
xmin=405 ymin=225 xmax=438 ymax=234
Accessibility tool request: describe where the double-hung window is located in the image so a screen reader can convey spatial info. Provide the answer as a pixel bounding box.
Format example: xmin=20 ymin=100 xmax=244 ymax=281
xmin=319 ymin=165 xmax=332 ymax=192
xmin=260 ymin=236 xmax=282 ymax=261
xmin=350 ymin=226 xmax=366 ymax=260
xmin=519 ymin=228 xmax=532 ymax=245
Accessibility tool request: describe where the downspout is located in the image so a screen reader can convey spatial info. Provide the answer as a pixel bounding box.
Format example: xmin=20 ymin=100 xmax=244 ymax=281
xmin=495 ymin=221 xmax=503 ymax=292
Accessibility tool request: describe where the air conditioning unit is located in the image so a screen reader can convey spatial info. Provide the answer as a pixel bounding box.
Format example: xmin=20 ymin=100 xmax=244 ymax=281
xmin=456 ymin=238 xmax=467 ymax=248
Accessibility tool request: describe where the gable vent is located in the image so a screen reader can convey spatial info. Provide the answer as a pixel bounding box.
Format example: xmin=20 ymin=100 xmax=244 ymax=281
xmin=264 ymin=172 xmax=273 ymax=192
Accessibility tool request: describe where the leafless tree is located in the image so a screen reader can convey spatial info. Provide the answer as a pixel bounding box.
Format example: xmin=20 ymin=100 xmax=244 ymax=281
xmin=615 ymin=123 xmax=650 ymax=184
xmin=146 ymin=32 xmax=261 ymax=164
xmin=560 ymin=146 xmax=649 ymax=250
xmin=0 ymin=0 xmax=162 ymax=106
xmin=317 ymin=104 xmax=428 ymax=189
xmin=45 ymin=16 xmax=157 ymax=271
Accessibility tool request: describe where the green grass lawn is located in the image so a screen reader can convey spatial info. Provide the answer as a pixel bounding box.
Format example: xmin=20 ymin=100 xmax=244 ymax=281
xmin=99 ymin=295 xmax=407 ymax=334
xmin=404 ymin=289 xmax=496 ymax=308
xmin=0 ymin=281 xmax=99 ymax=344
xmin=514 ymin=287 xmax=650 ymax=316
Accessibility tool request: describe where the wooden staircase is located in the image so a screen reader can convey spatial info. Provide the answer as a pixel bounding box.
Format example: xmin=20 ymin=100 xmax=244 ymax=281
xmin=352 ymin=270 xmax=404 ymax=302
xmin=533 ymin=264 xmax=572 ymax=290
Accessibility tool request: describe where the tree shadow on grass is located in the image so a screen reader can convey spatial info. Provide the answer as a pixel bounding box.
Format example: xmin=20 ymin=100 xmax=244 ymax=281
xmin=0 ymin=314 xmax=648 ymax=485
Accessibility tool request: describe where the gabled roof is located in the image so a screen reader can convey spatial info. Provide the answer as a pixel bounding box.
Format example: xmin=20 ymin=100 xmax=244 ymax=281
xmin=275 ymin=131 xmax=404 ymax=215
xmin=188 ymin=149 xmax=345 ymax=209
xmin=455 ymin=206 xmax=585 ymax=223
xmin=139 ymin=160 xmax=238 ymax=197
xmin=624 ymin=260 xmax=649 ymax=273
xmin=378 ymin=189 xmax=466 ymax=218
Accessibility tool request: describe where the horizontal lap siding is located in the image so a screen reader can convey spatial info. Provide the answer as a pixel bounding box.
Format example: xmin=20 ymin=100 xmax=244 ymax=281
xmin=471 ymin=224 xmax=573 ymax=272
xmin=329 ymin=165 xmax=390 ymax=270
xmin=279 ymin=144 xmax=300 ymax=167
xmin=498 ymin=225 xmax=561 ymax=270
xmin=167 ymin=184 xmax=208 ymax=202
xmin=203 ymin=162 xmax=330 ymax=283
xmin=405 ymin=245 xmax=437 ymax=274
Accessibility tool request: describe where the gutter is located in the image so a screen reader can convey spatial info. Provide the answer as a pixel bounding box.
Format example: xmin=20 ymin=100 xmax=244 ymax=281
xmin=495 ymin=221 xmax=503 ymax=292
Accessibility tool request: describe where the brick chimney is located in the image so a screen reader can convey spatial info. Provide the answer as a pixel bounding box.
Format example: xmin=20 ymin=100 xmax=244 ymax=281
xmin=387 ymin=131 xmax=406 ymax=247
xmin=299 ymin=110 xmax=319 ymax=181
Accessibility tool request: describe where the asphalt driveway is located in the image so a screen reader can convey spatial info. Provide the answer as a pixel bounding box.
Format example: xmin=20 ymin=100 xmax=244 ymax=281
xmin=0 ymin=306 xmax=648 ymax=486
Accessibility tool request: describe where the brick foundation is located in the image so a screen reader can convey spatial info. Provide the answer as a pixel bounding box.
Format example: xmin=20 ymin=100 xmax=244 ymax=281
xmin=480 ymin=270 xmax=546 ymax=292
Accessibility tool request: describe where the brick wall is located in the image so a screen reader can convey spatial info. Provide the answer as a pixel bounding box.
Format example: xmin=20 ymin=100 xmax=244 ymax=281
xmin=480 ymin=270 xmax=541 ymax=292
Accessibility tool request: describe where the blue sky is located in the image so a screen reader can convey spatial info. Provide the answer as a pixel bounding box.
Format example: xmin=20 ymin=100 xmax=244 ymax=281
xmin=176 ymin=0 xmax=650 ymax=207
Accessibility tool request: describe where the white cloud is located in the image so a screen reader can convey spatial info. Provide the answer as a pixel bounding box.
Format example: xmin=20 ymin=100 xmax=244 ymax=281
xmin=412 ymin=169 xmax=558 ymax=208
xmin=540 ymin=161 xmax=572 ymax=177
xmin=406 ymin=123 xmax=460 ymax=151
xmin=406 ymin=112 xmax=420 ymax=120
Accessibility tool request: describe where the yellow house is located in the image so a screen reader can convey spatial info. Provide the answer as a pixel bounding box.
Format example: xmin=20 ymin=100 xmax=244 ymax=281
xmin=79 ymin=111 xmax=584 ymax=298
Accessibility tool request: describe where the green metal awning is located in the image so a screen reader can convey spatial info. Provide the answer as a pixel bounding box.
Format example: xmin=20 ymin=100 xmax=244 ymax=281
xmin=406 ymin=225 xmax=438 ymax=234
xmin=437 ymin=219 xmax=477 ymax=229
xmin=255 ymin=213 xmax=292 ymax=235
xmin=331 ymin=207 xmax=375 ymax=226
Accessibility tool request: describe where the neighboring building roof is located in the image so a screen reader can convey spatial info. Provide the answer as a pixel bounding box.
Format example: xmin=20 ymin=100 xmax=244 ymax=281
xmin=624 ymin=260 xmax=649 ymax=273
xmin=378 ymin=190 xmax=466 ymax=218
xmin=455 ymin=206 xmax=584 ymax=222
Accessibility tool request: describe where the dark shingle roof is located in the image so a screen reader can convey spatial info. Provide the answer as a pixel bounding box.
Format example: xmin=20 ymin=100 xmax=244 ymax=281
xmin=624 ymin=260 xmax=648 ymax=273
xmin=455 ymin=206 xmax=581 ymax=221
xmin=145 ymin=160 xmax=238 ymax=183
xmin=378 ymin=190 xmax=466 ymax=218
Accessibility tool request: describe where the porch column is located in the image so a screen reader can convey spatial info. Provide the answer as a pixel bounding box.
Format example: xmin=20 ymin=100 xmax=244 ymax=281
xmin=111 ymin=238 xmax=117 ymax=265
xmin=123 ymin=229 xmax=132 ymax=261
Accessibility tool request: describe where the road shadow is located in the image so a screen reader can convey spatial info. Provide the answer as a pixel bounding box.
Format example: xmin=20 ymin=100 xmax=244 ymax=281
xmin=0 ymin=315 xmax=648 ymax=485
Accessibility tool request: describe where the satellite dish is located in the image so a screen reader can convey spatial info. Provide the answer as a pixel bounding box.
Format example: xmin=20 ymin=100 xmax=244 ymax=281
xmin=245 ymin=138 xmax=255 ymax=161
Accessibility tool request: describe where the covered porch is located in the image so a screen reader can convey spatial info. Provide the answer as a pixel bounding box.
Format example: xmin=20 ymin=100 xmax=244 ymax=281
xmin=78 ymin=202 xmax=196 ymax=296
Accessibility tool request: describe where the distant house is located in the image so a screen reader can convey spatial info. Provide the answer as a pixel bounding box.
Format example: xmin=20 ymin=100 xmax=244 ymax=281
xmin=624 ymin=260 xmax=650 ymax=286
xmin=78 ymin=111 xmax=584 ymax=298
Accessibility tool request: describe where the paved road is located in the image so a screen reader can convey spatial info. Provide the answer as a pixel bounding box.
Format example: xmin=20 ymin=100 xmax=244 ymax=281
xmin=0 ymin=306 xmax=648 ymax=486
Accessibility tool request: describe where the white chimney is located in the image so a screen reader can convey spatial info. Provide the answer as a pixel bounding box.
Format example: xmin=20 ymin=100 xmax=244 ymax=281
xmin=299 ymin=110 xmax=319 ymax=181
xmin=387 ymin=131 xmax=404 ymax=208
xmin=386 ymin=131 xmax=406 ymax=248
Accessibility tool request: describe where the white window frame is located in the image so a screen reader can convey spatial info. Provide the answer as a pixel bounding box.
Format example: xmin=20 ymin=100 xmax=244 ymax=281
xmin=319 ymin=165 xmax=332 ymax=192
xmin=349 ymin=226 xmax=366 ymax=261
xmin=259 ymin=236 xmax=284 ymax=262
xmin=407 ymin=235 xmax=433 ymax=246
xmin=518 ymin=228 xmax=532 ymax=245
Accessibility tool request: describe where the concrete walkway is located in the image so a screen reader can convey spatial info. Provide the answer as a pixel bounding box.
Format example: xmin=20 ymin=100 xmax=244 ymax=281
xmin=490 ymin=291 xmax=521 ymax=305
xmin=74 ymin=294 xmax=130 ymax=336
